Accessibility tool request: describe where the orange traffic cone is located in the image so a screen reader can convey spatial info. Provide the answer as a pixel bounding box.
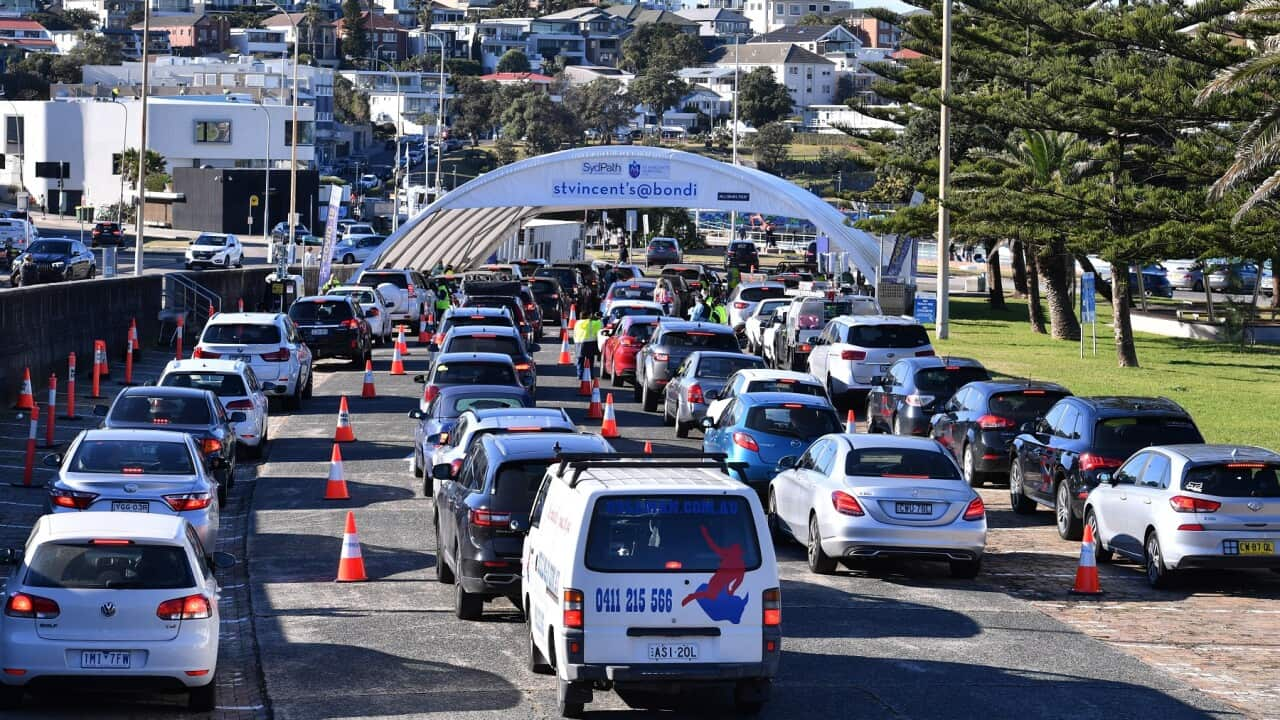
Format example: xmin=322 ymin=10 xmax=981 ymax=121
xmin=361 ymin=359 xmax=376 ymax=399
xmin=336 ymin=511 xmax=367 ymax=582
xmin=586 ymin=378 xmax=603 ymax=419
xmin=389 ymin=343 xmax=406 ymax=376
xmin=418 ymin=311 xmax=430 ymax=344
xmin=13 ymin=367 xmax=34 ymax=410
xmin=644 ymin=440 xmax=653 ymax=454
xmin=396 ymin=326 xmax=411 ymax=356
xmin=567 ymin=303 xmax=577 ymax=328
xmin=578 ymin=360 xmax=593 ymax=396
xmin=558 ymin=335 xmax=572 ymax=365
xmin=600 ymin=393 xmax=619 ymax=438
xmin=325 ymin=444 xmax=350 ymax=500
xmin=1069 ymin=523 xmax=1104 ymax=596
xmin=334 ymin=396 xmax=356 ymax=442
xmin=846 ymin=409 xmax=856 ymax=434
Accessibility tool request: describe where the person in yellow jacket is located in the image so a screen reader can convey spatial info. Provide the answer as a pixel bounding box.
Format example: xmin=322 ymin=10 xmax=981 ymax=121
xmin=574 ymin=311 xmax=603 ymax=374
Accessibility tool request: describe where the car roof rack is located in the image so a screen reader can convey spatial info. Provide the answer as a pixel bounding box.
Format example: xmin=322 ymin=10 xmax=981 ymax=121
xmin=551 ymin=449 xmax=737 ymax=488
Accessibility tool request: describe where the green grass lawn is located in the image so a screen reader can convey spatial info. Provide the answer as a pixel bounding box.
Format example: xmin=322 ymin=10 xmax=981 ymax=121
xmin=934 ymin=297 xmax=1280 ymax=449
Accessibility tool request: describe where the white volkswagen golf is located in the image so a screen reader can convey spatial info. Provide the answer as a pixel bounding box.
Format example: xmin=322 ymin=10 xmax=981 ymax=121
xmin=0 ymin=513 xmax=232 ymax=711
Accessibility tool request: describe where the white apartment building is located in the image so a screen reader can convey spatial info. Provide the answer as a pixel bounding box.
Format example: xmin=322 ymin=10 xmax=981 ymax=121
xmin=0 ymin=97 xmax=314 ymax=209
xmin=711 ymin=42 xmax=836 ymax=114
xmin=229 ymin=27 xmax=288 ymax=57
xmin=740 ymin=0 xmax=856 ymax=33
xmin=339 ymin=70 xmax=453 ymax=137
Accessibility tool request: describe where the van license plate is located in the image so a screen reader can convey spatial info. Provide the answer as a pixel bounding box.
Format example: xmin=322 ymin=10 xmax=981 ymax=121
xmin=310 ymin=329 xmax=328 ymax=336
xmin=1237 ymin=540 xmax=1275 ymax=555
xmin=647 ymin=642 xmax=699 ymax=662
xmin=112 ymin=502 xmax=149 ymax=513
xmin=81 ymin=651 xmax=130 ymax=669
xmin=895 ymin=502 xmax=932 ymax=515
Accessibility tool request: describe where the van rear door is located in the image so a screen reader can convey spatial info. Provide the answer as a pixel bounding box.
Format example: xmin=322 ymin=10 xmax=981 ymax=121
xmin=578 ymin=494 xmax=768 ymax=666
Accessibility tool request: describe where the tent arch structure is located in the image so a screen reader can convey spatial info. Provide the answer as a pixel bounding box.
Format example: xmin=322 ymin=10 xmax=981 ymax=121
xmin=361 ymin=145 xmax=881 ymax=278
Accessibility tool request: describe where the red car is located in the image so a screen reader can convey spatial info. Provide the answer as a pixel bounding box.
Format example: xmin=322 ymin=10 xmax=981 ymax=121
xmin=600 ymin=315 xmax=660 ymax=387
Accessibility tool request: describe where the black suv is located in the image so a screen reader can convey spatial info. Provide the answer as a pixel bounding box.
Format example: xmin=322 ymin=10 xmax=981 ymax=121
xmin=91 ymin=221 xmax=125 ymax=247
xmin=287 ymin=295 xmax=373 ymax=367
xmin=528 ymin=276 xmax=568 ymax=326
xmin=634 ymin=321 xmax=740 ymax=412
xmin=930 ymin=380 xmax=1072 ymax=487
xmin=1009 ymin=396 xmax=1204 ymax=539
xmin=724 ymin=240 xmax=760 ymax=272
xmin=535 ymin=266 xmax=587 ymax=311
xmin=866 ymin=357 xmax=991 ymax=437
xmin=432 ymin=432 xmax=614 ymax=619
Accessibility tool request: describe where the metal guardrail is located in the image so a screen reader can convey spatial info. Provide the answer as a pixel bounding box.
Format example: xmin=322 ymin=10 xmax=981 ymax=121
xmin=161 ymin=274 xmax=221 ymax=346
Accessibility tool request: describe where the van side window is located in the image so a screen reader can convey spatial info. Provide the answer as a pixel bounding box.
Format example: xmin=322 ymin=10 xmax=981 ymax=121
xmin=529 ymin=475 xmax=552 ymax=528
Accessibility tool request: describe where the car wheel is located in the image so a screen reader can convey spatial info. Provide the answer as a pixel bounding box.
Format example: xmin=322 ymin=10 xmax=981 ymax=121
xmin=1009 ymin=460 xmax=1037 ymax=514
xmin=87 ymin=265 xmax=96 ymax=279
xmin=1055 ymin=479 xmax=1083 ymax=540
xmin=413 ymin=446 xmax=424 ymax=479
xmin=1086 ymin=509 xmax=1113 ymax=563
xmin=865 ymin=402 xmax=878 ymax=433
xmin=675 ymin=420 xmax=689 ymax=438
xmin=454 ymin=547 xmax=483 ymax=621
xmin=434 ymin=518 xmax=454 ymax=584
xmin=187 ymin=675 xmax=217 ymax=712
xmin=892 ymin=413 xmax=908 ymax=436
xmin=642 ymin=383 xmax=658 ymax=412
xmin=949 ymin=557 xmax=981 ymax=579
xmin=807 ymin=513 xmax=836 ymax=574
xmin=248 ymin=424 xmax=267 ymax=460
xmin=284 ymin=382 xmax=301 ymax=411
xmin=767 ymin=491 xmax=784 ymax=542
xmin=599 ymin=356 xmax=610 ymax=379
xmin=527 ymin=606 xmax=553 ymax=675
xmin=343 ymin=254 xmax=356 ymax=264
xmin=557 ymin=678 xmax=586 ymax=719
xmin=611 ymin=365 xmax=622 ymax=387
xmin=732 ymin=679 xmax=769 ymax=716
xmin=632 ymin=374 xmax=643 ymax=403
xmin=962 ymin=444 xmax=981 ymax=487
xmin=1145 ymin=531 xmax=1175 ymax=589
xmin=302 ymin=371 xmax=313 ymax=399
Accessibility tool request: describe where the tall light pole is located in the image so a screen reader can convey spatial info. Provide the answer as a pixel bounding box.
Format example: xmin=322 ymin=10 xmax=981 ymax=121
xmin=134 ymin=4 xmax=153 ymax=275
xmin=935 ymin=0 xmax=953 ymax=338
xmin=365 ymin=56 xmax=403 ymax=231
xmin=730 ymin=35 xmax=740 ymax=239
xmin=238 ymin=99 xmax=272 ymax=247
xmin=427 ymin=31 xmax=446 ymax=195
xmin=257 ymin=1 xmax=301 ymax=263
xmin=108 ymin=96 xmax=128 ymax=226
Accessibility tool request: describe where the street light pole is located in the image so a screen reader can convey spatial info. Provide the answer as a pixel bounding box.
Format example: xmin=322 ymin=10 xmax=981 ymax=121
xmin=428 ymin=31 xmax=446 ymax=195
xmin=935 ymin=0 xmax=953 ymax=338
xmin=365 ymin=55 xmax=403 ymax=231
xmin=730 ymin=34 xmax=739 ymax=239
xmin=134 ymin=3 xmax=153 ymax=275
xmin=258 ymin=0 xmax=300 ymax=264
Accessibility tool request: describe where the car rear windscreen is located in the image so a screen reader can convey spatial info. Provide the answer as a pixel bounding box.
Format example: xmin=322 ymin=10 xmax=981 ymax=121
xmin=846 ymin=324 xmax=931 ymax=348
xmin=358 ymin=272 xmax=408 ymax=289
xmin=796 ymin=300 xmax=852 ymax=329
xmin=745 ymin=379 xmax=826 ymax=397
xmin=649 ymin=240 xmax=676 ymax=249
xmin=446 ymin=335 xmax=523 ymax=356
xmin=451 ymin=395 xmax=527 ymax=413
xmin=70 ymin=439 xmax=196 ymax=475
xmin=448 ymin=315 xmax=513 ymax=332
xmin=611 ymin=305 xmax=658 ymax=321
xmin=1092 ymin=416 xmax=1203 ymax=456
xmin=988 ymin=390 xmax=1070 ymax=418
xmin=610 ymin=284 xmax=655 ymax=300
xmin=492 ymin=461 xmax=554 ymax=511
xmin=288 ymin=301 xmax=354 ymax=324
xmin=530 ymin=279 xmax=559 ymax=296
xmin=914 ymin=367 xmax=991 ymax=394
xmin=27 ymin=543 xmax=194 ymax=590
xmin=1183 ymin=463 xmax=1280 ymax=498
xmin=626 ymin=322 xmax=658 ymax=341
xmin=203 ymin=323 xmax=280 ymax=345
xmin=536 ymin=268 xmax=577 ymax=287
xmin=161 ymin=372 xmax=247 ymax=397
xmin=664 ymin=331 xmax=739 ymax=351
xmin=697 ymin=355 xmax=764 ymax=379
xmin=586 ymin=495 xmax=761 ymax=573
xmin=844 ymin=448 xmax=961 ymax=479
xmin=110 ymin=395 xmax=211 ymax=426
xmin=434 ymin=362 xmax=517 ymax=386
xmin=739 ymin=286 xmax=785 ymax=302
xmin=745 ymin=405 xmax=842 ymax=440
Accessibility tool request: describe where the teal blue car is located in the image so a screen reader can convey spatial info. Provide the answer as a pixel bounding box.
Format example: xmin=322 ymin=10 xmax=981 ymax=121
xmin=701 ymin=392 xmax=843 ymax=497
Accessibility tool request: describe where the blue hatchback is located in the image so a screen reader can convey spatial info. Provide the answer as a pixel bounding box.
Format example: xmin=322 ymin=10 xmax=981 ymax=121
xmin=701 ymin=392 xmax=843 ymax=497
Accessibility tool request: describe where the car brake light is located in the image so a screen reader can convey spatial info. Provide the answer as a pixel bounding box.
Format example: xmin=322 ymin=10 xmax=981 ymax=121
xmin=423 ymin=385 xmax=439 ymax=403
xmin=261 ymin=348 xmax=291 ymax=362
xmin=192 ymin=348 xmax=220 ymax=359
xmin=841 ymin=349 xmax=866 ymax=361
xmin=688 ymin=383 xmax=704 ymax=404
xmin=762 ymin=587 xmax=781 ymax=626
xmin=563 ymin=588 xmax=584 ymax=629
xmin=831 ymin=490 xmax=864 ymax=516
xmin=799 ymin=344 xmax=812 ymax=353
xmin=407 ymin=284 xmax=417 ymax=298
xmin=654 ymin=352 xmax=669 ymax=362
xmin=514 ymin=362 xmax=531 ymax=371
xmin=156 ymin=594 xmax=211 ymax=621
xmin=226 ymin=399 xmax=254 ymax=410
xmin=50 ymin=488 xmax=97 ymax=510
xmin=904 ymin=394 xmax=936 ymax=407
xmin=164 ymin=493 xmax=212 ymax=511
xmin=507 ymin=426 xmax=544 ymax=432
xmin=1169 ymin=495 xmax=1221 ymax=513
xmin=782 ymin=403 xmax=803 ymax=408
xmin=5 ymin=592 xmax=59 ymax=619
xmin=916 ymin=350 xmax=936 ymax=357
xmin=1023 ymin=389 xmax=1046 ymax=395
xmin=450 ymin=458 xmax=463 ymax=476
xmin=1226 ymin=462 xmax=1267 ymax=469
xmin=963 ymin=496 xmax=985 ymax=520
xmin=1079 ymin=453 xmax=1123 ymax=472
xmin=733 ymin=432 xmax=759 ymax=452
xmin=977 ymin=414 xmax=1015 ymax=429
xmin=525 ymin=303 xmax=536 ymax=310
xmin=470 ymin=508 xmax=513 ymax=527
xmin=89 ymin=539 xmax=133 ymax=545
xmin=201 ymin=438 xmax=222 ymax=455
xmin=1177 ymin=523 xmax=1205 ymax=531
xmin=733 ymin=301 xmax=749 ymax=309
xmin=340 ymin=319 xmax=359 ymax=329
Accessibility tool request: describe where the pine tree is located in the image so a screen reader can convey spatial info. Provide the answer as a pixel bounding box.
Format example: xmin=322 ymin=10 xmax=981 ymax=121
xmin=340 ymin=0 xmax=368 ymax=64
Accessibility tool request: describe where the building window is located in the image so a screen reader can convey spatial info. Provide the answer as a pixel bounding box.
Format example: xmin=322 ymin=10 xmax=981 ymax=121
xmin=285 ymin=120 xmax=315 ymax=145
xmin=808 ymin=4 xmax=816 ymax=10
xmin=5 ymin=116 xmax=23 ymax=149
xmin=195 ymin=120 xmax=232 ymax=143
xmin=774 ymin=3 xmax=783 ymax=14
xmin=790 ymin=4 xmax=801 ymax=14
xmin=790 ymin=66 xmax=797 ymax=74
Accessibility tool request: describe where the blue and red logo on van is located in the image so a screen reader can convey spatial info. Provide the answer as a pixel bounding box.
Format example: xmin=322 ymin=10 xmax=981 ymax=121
xmin=681 ymin=525 xmax=749 ymax=624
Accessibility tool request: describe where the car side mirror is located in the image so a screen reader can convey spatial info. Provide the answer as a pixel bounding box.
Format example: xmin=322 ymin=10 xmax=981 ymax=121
xmin=426 ymin=432 xmax=444 ymax=445
xmin=260 ymin=382 xmax=276 ymax=392
xmin=93 ymin=404 xmax=108 ymax=417
xmin=0 ymin=547 xmax=20 ymax=565
xmin=701 ymin=417 xmax=714 ymax=429
xmin=42 ymin=453 xmax=62 ymax=468
xmin=407 ymin=409 xmax=425 ymax=420
xmin=1018 ymin=421 xmax=1037 ymax=435
xmin=776 ymin=455 xmax=797 ymax=470
xmin=229 ymin=411 xmax=248 ymax=423
xmin=431 ymin=463 xmax=453 ymax=480
xmin=210 ymin=551 xmax=237 ymax=570
xmin=412 ymin=374 xmax=426 ymax=383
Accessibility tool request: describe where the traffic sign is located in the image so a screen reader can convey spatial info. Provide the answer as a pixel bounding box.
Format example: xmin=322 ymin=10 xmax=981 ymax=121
xmin=914 ymin=292 xmax=937 ymax=325
xmin=1081 ymin=273 xmax=1096 ymax=323
xmin=625 ymin=210 xmax=637 ymax=233
xmin=250 ymin=195 xmax=260 ymax=208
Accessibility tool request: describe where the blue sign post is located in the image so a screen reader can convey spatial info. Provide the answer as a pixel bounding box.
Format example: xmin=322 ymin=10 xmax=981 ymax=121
xmin=914 ymin=292 xmax=937 ymax=325
xmin=1080 ymin=272 xmax=1096 ymax=357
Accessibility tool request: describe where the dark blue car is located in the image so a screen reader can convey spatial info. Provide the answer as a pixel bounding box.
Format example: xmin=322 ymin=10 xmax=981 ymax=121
xmin=408 ymin=384 xmax=533 ymax=487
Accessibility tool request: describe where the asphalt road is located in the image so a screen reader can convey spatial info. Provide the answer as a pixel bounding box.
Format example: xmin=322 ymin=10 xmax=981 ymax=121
xmin=241 ymin=337 xmax=1239 ymax=720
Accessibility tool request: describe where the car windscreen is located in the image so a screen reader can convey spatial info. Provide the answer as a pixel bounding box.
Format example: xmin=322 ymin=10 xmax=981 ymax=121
xmin=745 ymin=379 xmax=826 ymax=397
xmin=648 ymin=239 xmax=676 ymax=250
xmin=530 ymin=279 xmax=560 ymax=296
xmin=625 ymin=322 xmax=658 ymax=341
xmin=434 ymin=362 xmax=517 ymax=386
xmin=28 ymin=240 xmax=71 ymax=254
xmin=1183 ymin=463 xmax=1280 ymax=498
xmin=914 ymin=367 xmax=990 ymax=394
xmin=446 ymin=315 xmax=513 ymax=331
xmin=1092 ymin=416 xmax=1203 ymax=456
xmin=846 ymin=324 xmax=931 ymax=348
xmin=70 ymin=439 xmax=196 ymax=475
xmin=160 ymin=372 xmax=247 ymax=396
xmin=468 ymin=297 xmax=522 ymax=317
xmin=615 ymin=266 xmax=641 ymax=281
xmin=202 ymin=323 xmax=280 ymax=345
xmin=745 ymin=404 xmax=842 ymax=439
xmin=610 ymin=305 xmax=657 ymax=321
xmin=796 ymin=300 xmax=852 ymax=329
xmin=110 ymin=395 xmax=212 ymax=426
xmin=288 ymin=300 xmax=354 ymax=324
xmin=194 ymin=235 xmax=227 ymax=246
xmin=663 ymin=331 xmax=739 ymax=351
xmin=358 ymin=272 xmax=408 ymax=289
xmin=585 ymin=494 xmax=762 ymax=573
xmin=492 ymin=460 xmax=554 ymax=511
xmin=844 ymin=447 xmax=962 ymax=479
xmin=696 ymin=355 xmax=764 ymax=379
xmin=988 ymin=390 xmax=1070 ymax=418
xmin=445 ymin=335 xmax=523 ymax=356
xmin=739 ymin=286 xmax=785 ymax=302
xmin=610 ymin=284 xmax=655 ymax=300
xmin=26 ymin=543 xmax=195 ymax=590
xmin=451 ymin=395 xmax=527 ymax=413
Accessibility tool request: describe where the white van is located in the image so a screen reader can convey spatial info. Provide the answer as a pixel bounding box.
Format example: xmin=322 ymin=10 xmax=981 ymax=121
xmin=522 ymin=453 xmax=781 ymax=718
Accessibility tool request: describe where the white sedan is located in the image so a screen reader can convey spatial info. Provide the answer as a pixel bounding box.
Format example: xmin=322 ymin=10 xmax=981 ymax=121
xmin=743 ymin=297 xmax=790 ymax=356
xmin=157 ymin=358 xmax=272 ymax=458
xmin=769 ymin=433 xmax=986 ymax=578
xmin=0 ymin=513 xmax=232 ymax=711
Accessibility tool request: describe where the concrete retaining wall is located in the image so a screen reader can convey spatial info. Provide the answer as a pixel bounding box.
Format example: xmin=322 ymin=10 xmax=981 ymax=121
xmin=1131 ymin=311 xmax=1280 ymax=345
